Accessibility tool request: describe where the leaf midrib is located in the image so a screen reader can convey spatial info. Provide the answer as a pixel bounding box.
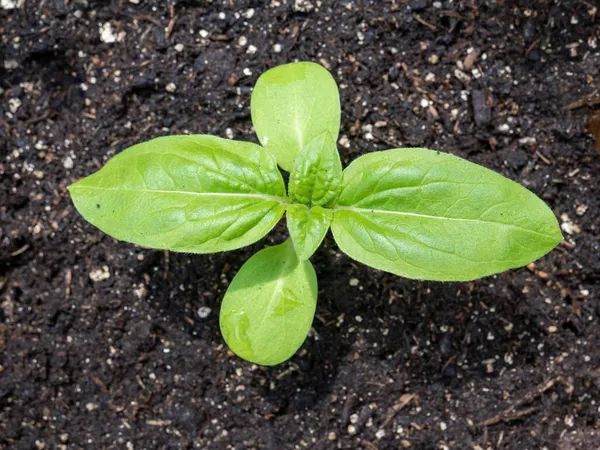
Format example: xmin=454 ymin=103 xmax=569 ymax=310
xmin=334 ymin=205 xmax=556 ymax=239
xmin=71 ymin=185 xmax=288 ymax=204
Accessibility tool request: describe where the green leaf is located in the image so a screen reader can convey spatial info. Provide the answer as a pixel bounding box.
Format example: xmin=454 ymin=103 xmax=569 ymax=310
xmin=287 ymin=204 xmax=332 ymax=261
xmin=331 ymin=148 xmax=563 ymax=281
xmin=68 ymin=135 xmax=287 ymax=253
xmin=288 ymin=131 xmax=342 ymax=207
xmin=220 ymin=240 xmax=318 ymax=365
xmin=251 ymin=61 xmax=341 ymax=172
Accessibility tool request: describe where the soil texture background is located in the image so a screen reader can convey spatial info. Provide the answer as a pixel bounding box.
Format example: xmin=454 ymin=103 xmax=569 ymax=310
xmin=1 ymin=0 xmax=600 ymax=449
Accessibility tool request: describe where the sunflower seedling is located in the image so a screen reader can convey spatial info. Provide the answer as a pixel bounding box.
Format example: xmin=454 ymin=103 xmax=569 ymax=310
xmin=69 ymin=62 xmax=562 ymax=365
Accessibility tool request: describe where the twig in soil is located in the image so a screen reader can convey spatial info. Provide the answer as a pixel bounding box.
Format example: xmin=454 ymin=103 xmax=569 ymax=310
xmin=415 ymin=15 xmax=437 ymax=31
xmin=163 ymin=250 xmax=169 ymax=280
xmin=563 ymin=89 xmax=600 ymax=110
xmin=478 ymin=406 xmax=538 ymax=427
xmin=535 ymin=150 xmax=552 ymax=165
xmin=380 ymin=393 xmax=417 ymax=429
xmin=65 ymin=269 xmax=72 ymax=299
xmin=477 ymin=376 xmax=560 ymax=427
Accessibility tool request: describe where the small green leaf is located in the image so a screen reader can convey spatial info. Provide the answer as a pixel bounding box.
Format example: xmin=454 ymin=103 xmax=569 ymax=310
xmin=220 ymin=240 xmax=318 ymax=365
xmin=287 ymin=204 xmax=332 ymax=261
xmin=331 ymin=148 xmax=563 ymax=281
xmin=68 ymin=135 xmax=287 ymax=253
xmin=251 ymin=61 xmax=341 ymax=172
xmin=288 ymin=131 xmax=342 ymax=207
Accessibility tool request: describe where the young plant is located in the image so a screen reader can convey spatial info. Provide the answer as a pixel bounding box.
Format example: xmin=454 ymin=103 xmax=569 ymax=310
xmin=69 ymin=62 xmax=562 ymax=365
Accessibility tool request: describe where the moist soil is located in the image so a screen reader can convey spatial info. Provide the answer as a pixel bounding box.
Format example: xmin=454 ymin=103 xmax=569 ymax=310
xmin=1 ymin=1 xmax=600 ymax=449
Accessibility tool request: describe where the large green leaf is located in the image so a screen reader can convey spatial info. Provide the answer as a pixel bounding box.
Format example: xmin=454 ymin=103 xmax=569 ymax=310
xmin=331 ymin=148 xmax=563 ymax=281
xmin=288 ymin=131 xmax=342 ymax=207
xmin=287 ymin=204 xmax=332 ymax=261
xmin=220 ymin=240 xmax=318 ymax=365
xmin=69 ymin=135 xmax=287 ymax=253
xmin=251 ymin=61 xmax=341 ymax=172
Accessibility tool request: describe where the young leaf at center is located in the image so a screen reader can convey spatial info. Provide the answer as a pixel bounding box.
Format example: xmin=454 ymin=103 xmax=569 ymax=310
xmin=287 ymin=204 xmax=332 ymax=261
xmin=220 ymin=240 xmax=318 ymax=366
xmin=288 ymin=131 xmax=343 ymax=207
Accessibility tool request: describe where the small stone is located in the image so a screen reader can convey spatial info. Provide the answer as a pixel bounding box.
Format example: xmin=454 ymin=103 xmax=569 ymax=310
xmin=218 ymin=12 xmax=226 ymax=20
xmin=375 ymin=121 xmax=387 ymax=128
xmin=166 ymin=82 xmax=177 ymax=93
xmin=472 ymin=90 xmax=491 ymax=127
xmin=59 ymin=434 xmax=69 ymax=443
xmin=349 ymin=278 xmax=359 ymax=287
xmin=199 ymin=29 xmax=209 ymax=38
xmin=8 ymin=98 xmax=22 ymax=113
xmin=294 ymin=0 xmax=314 ymax=12
xmin=338 ymin=135 xmax=350 ymax=148
xmin=420 ymin=98 xmax=429 ymax=108
xmin=273 ymin=43 xmax=282 ymax=53
xmin=327 ymin=432 xmax=336 ymax=440
xmin=99 ymin=22 xmax=125 ymax=43
xmin=197 ymin=306 xmax=212 ymax=319
xmin=85 ymin=402 xmax=98 ymax=411
xmin=560 ymin=214 xmax=580 ymax=235
xmin=244 ymin=8 xmax=255 ymax=19
xmin=428 ymin=54 xmax=439 ymax=64
xmin=243 ymin=68 xmax=252 ymax=76
xmin=1 ymin=0 xmax=17 ymax=9
xmin=547 ymin=325 xmax=558 ymax=333
xmin=4 ymin=59 xmax=19 ymax=70
xmin=238 ymin=36 xmax=247 ymax=47
xmin=347 ymin=424 xmax=357 ymax=435
xmin=89 ymin=266 xmax=110 ymax=282
xmin=440 ymin=421 xmax=447 ymax=431
xmin=133 ymin=284 xmax=147 ymax=299
xmin=375 ymin=430 xmax=385 ymax=439
xmin=63 ymin=156 xmax=74 ymax=169
xmin=425 ymin=72 xmax=435 ymax=82
xmin=33 ymin=170 xmax=45 ymax=179
xmin=246 ymin=45 xmax=257 ymax=54
xmin=174 ymin=43 xmax=184 ymax=52
xmin=575 ymin=204 xmax=588 ymax=216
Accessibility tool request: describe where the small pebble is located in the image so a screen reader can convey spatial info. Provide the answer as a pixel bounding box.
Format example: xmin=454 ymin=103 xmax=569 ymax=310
xmin=244 ymin=8 xmax=255 ymax=19
xmin=89 ymin=266 xmax=110 ymax=282
xmin=246 ymin=45 xmax=257 ymax=54
xmin=349 ymin=278 xmax=359 ymax=286
xmin=375 ymin=429 xmax=386 ymax=439
xmin=174 ymin=43 xmax=184 ymax=52
xmin=440 ymin=422 xmax=447 ymax=431
xmin=199 ymin=29 xmax=209 ymax=38
xmin=273 ymin=43 xmax=282 ymax=53
xmin=243 ymin=68 xmax=252 ymax=76
xmin=198 ymin=307 xmax=212 ymax=318
xmin=238 ymin=36 xmax=247 ymax=47
xmin=472 ymin=90 xmax=491 ymax=127
xmin=1 ymin=0 xmax=17 ymax=9
xmin=166 ymin=82 xmax=177 ymax=93
xmin=63 ymin=156 xmax=74 ymax=169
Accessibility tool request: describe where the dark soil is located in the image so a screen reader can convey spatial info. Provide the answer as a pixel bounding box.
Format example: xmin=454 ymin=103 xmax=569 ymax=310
xmin=1 ymin=1 xmax=600 ymax=449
